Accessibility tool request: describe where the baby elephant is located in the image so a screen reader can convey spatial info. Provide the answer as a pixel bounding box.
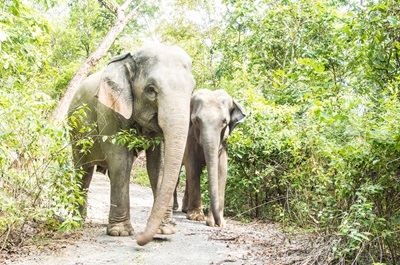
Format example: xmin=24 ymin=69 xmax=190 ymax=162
xmin=180 ymin=89 xmax=246 ymax=227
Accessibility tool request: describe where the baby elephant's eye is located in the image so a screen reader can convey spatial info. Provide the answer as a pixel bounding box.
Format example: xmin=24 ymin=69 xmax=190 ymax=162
xmin=145 ymin=85 xmax=157 ymax=100
xmin=222 ymin=118 xmax=228 ymax=125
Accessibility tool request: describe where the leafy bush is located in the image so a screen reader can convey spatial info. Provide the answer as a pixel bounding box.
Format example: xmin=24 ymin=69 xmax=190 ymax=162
xmin=216 ymin=0 xmax=400 ymax=263
xmin=0 ymin=89 xmax=84 ymax=250
xmin=227 ymin=90 xmax=400 ymax=263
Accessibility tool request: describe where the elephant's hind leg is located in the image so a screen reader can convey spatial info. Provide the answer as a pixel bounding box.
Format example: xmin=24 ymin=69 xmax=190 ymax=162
xmin=79 ymin=165 xmax=95 ymax=218
xmin=157 ymin=215 xmax=176 ymax=235
xmin=173 ymin=189 xmax=179 ymax=211
xmin=181 ymin=179 xmax=188 ymax=213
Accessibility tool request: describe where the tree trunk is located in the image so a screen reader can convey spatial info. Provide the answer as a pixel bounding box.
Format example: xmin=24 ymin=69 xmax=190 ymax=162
xmin=50 ymin=0 xmax=137 ymax=123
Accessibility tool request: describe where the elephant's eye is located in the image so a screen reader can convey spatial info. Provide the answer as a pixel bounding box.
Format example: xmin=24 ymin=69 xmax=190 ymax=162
xmin=145 ymin=85 xmax=157 ymax=100
xmin=222 ymin=118 xmax=228 ymax=126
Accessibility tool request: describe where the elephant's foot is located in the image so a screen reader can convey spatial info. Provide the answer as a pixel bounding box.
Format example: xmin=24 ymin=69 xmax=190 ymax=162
xmin=186 ymin=208 xmax=205 ymax=221
xmin=206 ymin=216 xmax=226 ymax=228
xmin=107 ymin=220 xmax=135 ymax=236
xmin=156 ymin=218 xmax=176 ymax=235
xmin=181 ymin=205 xmax=188 ymax=213
xmin=181 ymin=195 xmax=188 ymax=213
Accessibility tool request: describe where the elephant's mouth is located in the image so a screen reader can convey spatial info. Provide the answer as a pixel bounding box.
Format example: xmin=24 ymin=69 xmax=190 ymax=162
xmin=145 ymin=130 xmax=161 ymax=139
xmin=143 ymin=114 xmax=162 ymax=138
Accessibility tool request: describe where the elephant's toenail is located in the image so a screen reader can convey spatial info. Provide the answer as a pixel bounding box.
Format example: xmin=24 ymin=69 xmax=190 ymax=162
xmin=120 ymin=231 xmax=129 ymax=236
xmin=109 ymin=230 xmax=119 ymax=236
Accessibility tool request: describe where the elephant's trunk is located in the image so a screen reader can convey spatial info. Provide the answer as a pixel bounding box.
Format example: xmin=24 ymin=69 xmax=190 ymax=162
xmin=203 ymin=137 xmax=222 ymax=226
xmin=136 ymin=101 xmax=190 ymax=246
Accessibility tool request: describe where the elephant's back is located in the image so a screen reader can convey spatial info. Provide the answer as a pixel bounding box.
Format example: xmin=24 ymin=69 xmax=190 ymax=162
xmin=68 ymin=71 xmax=103 ymax=117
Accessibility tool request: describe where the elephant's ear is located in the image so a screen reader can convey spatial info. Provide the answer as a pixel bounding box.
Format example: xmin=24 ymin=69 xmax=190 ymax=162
xmin=96 ymin=53 xmax=135 ymax=119
xmin=229 ymin=99 xmax=246 ymax=134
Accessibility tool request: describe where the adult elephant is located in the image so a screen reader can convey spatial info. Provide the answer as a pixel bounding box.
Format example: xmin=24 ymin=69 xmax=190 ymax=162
xmin=179 ymin=89 xmax=246 ymax=227
xmin=68 ymin=44 xmax=195 ymax=246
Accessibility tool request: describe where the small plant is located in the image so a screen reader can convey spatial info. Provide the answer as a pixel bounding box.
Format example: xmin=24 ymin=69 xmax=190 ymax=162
xmin=0 ymin=90 xmax=84 ymax=250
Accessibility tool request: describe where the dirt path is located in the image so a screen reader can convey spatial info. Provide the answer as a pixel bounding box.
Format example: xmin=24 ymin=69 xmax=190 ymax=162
xmin=4 ymin=174 xmax=315 ymax=265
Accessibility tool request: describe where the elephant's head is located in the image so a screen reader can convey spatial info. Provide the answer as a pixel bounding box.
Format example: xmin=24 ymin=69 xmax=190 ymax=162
xmin=191 ymin=89 xmax=246 ymax=146
xmin=96 ymin=44 xmax=195 ymax=245
xmin=190 ymin=89 xmax=246 ymax=226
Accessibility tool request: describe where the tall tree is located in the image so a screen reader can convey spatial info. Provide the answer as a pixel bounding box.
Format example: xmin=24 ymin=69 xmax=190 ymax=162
xmin=50 ymin=0 xmax=139 ymax=122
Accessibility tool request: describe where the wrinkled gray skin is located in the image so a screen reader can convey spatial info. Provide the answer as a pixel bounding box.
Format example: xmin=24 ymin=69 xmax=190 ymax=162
xmin=175 ymin=89 xmax=246 ymax=227
xmin=68 ymin=44 xmax=195 ymax=246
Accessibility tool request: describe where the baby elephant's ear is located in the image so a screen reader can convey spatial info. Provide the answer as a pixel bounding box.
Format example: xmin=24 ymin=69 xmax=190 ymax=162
xmin=96 ymin=53 xmax=135 ymax=119
xmin=229 ymin=99 xmax=246 ymax=133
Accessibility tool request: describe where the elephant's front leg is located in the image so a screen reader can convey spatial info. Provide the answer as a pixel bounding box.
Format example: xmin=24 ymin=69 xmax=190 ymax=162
xmin=107 ymin=154 xmax=135 ymax=236
xmin=146 ymin=145 xmax=176 ymax=235
xmin=206 ymin=150 xmax=228 ymax=228
xmin=181 ymin=176 xmax=189 ymax=213
xmin=185 ymin=160 xmax=206 ymax=221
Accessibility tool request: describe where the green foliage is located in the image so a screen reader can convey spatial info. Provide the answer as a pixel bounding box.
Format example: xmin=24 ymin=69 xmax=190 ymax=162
xmin=228 ymin=90 xmax=400 ymax=263
xmin=102 ymin=129 xmax=163 ymax=154
xmin=153 ymin=0 xmax=225 ymax=91
xmin=0 ymin=0 xmax=110 ymax=250
xmin=0 ymin=88 xmax=84 ymax=249
xmin=0 ymin=1 xmax=51 ymax=93
xmin=63 ymin=0 xmax=115 ymax=58
xmin=0 ymin=0 xmax=157 ymax=252
xmin=68 ymin=106 xmax=97 ymax=155
xmin=217 ymin=0 xmax=400 ymax=263
xmin=47 ymin=0 xmax=116 ymax=99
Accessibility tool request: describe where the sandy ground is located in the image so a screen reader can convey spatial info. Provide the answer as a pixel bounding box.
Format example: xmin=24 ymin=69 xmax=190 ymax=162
xmin=3 ymin=173 xmax=316 ymax=265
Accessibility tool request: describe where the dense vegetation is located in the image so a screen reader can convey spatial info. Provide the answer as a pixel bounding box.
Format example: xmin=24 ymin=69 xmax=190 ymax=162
xmin=1 ymin=0 xmax=399 ymax=264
